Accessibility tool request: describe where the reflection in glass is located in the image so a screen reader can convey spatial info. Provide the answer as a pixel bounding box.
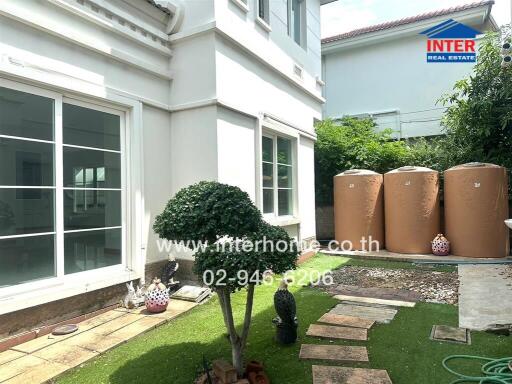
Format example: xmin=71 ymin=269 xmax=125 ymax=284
xmin=64 ymin=190 xmax=121 ymax=230
xmin=0 ymin=234 xmax=55 ymax=287
xmin=278 ymin=189 xmax=293 ymax=216
xmin=262 ymin=136 xmax=273 ymax=162
xmin=63 ymin=104 xmax=120 ymax=151
xmin=0 ymin=137 xmax=54 ymax=186
xmin=278 ymin=165 xmax=292 ymax=188
xmin=0 ymin=87 xmax=54 ymax=141
xmin=0 ymin=189 xmax=54 ymax=236
xmin=263 ymin=189 xmax=274 ymax=214
xmin=64 ymin=228 xmax=121 ymax=274
xmin=63 ymin=147 xmax=120 ymax=188
xmin=277 ymin=137 xmax=292 ymax=165
xmin=262 ymin=162 xmax=273 ymax=188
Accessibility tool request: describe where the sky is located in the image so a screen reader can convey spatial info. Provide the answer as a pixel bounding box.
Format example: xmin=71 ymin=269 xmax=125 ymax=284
xmin=321 ymin=0 xmax=512 ymax=38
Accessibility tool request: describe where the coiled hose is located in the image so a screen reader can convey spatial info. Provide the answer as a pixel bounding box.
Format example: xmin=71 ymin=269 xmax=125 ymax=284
xmin=442 ymin=355 xmax=512 ymax=383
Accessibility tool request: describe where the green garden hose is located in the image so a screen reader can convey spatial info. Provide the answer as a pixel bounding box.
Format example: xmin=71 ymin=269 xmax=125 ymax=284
xmin=442 ymin=355 xmax=512 ymax=383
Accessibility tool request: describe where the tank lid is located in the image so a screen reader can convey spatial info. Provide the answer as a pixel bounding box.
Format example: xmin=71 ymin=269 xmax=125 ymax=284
xmin=387 ymin=166 xmax=435 ymax=173
xmin=447 ymin=162 xmax=503 ymax=171
xmin=336 ymin=169 xmax=379 ymax=176
xmin=462 ymin=162 xmax=486 ymax=168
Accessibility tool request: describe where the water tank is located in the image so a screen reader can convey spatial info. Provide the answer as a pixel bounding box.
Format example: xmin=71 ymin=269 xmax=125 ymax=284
xmin=334 ymin=170 xmax=384 ymax=251
xmin=445 ymin=162 xmax=509 ymax=258
xmin=384 ymin=166 xmax=440 ymax=254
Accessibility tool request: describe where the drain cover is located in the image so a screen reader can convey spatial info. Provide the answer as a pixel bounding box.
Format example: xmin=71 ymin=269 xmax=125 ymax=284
xmin=431 ymin=325 xmax=470 ymax=344
xmin=52 ymin=324 xmax=79 ymax=336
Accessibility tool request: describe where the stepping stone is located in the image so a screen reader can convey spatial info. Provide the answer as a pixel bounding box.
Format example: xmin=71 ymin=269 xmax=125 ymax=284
xmin=327 ymin=284 xmax=421 ymax=302
xmin=330 ymin=304 xmax=397 ymax=324
xmin=300 ymin=344 xmax=369 ymax=363
xmin=318 ymin=313 xmax=375 ymax=329
xmin=430 ymin=325 xmax=471 ymax=344
xmin=306 ymin=324 xmax=367 ymax=341
xmin=333 ymin=295 xmax=416 ymax=308
xmin=313 ymin=365 xmax=392 ymax=384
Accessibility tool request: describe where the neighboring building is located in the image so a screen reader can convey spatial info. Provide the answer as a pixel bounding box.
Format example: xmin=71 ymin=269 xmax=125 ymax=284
xmin=322 ymin=1 xmax=498 ymax=138
xmin=0 ymin=0 xmax=326 ymax=338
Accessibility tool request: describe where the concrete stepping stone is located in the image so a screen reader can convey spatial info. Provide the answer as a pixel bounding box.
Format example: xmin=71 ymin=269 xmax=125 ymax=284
xmin=300 ymin=344 xmax=369 ymax=363
xmin=313 ymin=365 xmax=392 ymax=384
xmin=326 ymin=284 xmax=421 ymax=302
xmin=430 ymin=325 xmax=471 ymax=344
xmin=330 ymin=304 xmax=397 ymax=324
xmin=306 ymin=324 xmax=367 ymax=341
xmin=318 ymin=313 xmax=374 ymax=329
xmin=333 ymin=295 xmax=416 ymax=308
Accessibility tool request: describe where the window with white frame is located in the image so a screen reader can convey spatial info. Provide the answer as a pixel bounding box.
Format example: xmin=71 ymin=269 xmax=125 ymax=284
xmin=262 ymin=134 xmax=294 ymax=217
xmin=257 ymin=0 xmax=269 ymax=23
xmin=0 ymin=83 xmax=124 ymax=288
xmin=288 ymin=0 xmax=305 ymax=46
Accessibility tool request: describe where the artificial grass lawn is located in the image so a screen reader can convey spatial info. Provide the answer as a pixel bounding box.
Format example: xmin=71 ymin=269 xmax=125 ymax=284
xmin=57 ymin=255 xmax=508 ymax=384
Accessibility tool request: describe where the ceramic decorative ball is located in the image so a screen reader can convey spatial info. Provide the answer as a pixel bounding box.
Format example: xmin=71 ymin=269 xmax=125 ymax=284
xmin=145 ymin=278 xmax=170 ymax=313
xmin=431 ymin=234 xmax=450 ymax=256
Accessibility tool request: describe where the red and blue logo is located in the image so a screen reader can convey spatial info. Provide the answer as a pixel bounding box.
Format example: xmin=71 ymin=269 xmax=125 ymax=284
xmin=420 ymin=19 xmax=481 ymax=63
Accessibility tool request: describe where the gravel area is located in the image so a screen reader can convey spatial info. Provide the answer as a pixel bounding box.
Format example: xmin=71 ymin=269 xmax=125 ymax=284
xmin=318 ymin=266 xmax=459 ymax=305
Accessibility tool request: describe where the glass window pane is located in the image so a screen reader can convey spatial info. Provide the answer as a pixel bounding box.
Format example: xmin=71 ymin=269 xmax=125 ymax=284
xmin=278 ymin=165 xmax=293 ymax=188
xmin=65 ymin=228 xmax=121 ymax=274
xmin=263 ymin=189 xmax=274 ymax=214
xmin=0 ymin=189 xmax=54 ymax=236
xmin=63 ymin=147 xmax=121 ymax=189
xmin=0 ymin=234 xmax=55 ymax=287
xmin=262 ymin=163 xmax=273 ymax=188
xmin=63 ymin=104 xmax=120 ymax=151
xmin=262 ymin=136 xmax=273 ymax=162
xmin=277 ymin=137 xmax=292 ymax=165
xmin=0 ymin=87 xmax=54 ymax=141
xmin=278 ymin=189 xmax=293 ymax=216
xmin=0 ymin=137 xmax=54 ymax=186
xmin=64 ymin=190 xmax=121 ymax=230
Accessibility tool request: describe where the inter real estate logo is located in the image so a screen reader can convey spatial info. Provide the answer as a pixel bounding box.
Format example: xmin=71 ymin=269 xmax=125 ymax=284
xmin=420 ymin=19 xmax=481 ymax=63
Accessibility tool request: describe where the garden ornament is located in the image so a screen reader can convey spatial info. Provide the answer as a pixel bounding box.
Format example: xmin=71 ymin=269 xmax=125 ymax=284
xmin=145 ymin=277 xmax=170 ymax=313
xmin=431 ymin=233 xmax=450 ymax=256
xmin=122 ymin=281 xmax=143 ymax=309
xmin=273 ymin=278 xmax=298 ymax=344
xmin=161 ymin=254 xmax=180 ymax=292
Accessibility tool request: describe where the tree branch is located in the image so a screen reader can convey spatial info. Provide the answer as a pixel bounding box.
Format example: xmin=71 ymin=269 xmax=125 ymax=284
xmin=219 ymin=288 xmax=240 ymax=345
xmin=240 ymin=284 xmax=255 ymax=348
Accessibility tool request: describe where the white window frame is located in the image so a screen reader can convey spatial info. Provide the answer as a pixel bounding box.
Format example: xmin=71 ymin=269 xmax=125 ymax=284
xmin=0 ymin=78 xmax=132 ymax=303
xmin=261 ymin=131 xmax=296 ymax=219
xmin=287 ymin=0 xmax=306 ymax=48
xmin=255 ymin=0 xmax=271 ymax=32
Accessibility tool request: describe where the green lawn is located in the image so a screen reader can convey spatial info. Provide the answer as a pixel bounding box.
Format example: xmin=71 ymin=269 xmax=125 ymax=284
xmin=57 ymin=255 xmax=509 ymax=384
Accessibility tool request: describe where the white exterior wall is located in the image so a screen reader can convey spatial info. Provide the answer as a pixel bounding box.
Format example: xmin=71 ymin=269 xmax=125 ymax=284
xmin=322 ymin=8 xmax=495 ymax=138
xmin=0 ymin=0 xmax=322 ymax=313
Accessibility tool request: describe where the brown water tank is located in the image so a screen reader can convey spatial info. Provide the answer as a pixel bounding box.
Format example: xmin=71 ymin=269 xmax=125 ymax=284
xmin=384 ymin=166 xmax=440 ymax=254
xmin=445 ymin=162 xmax=509 ymax=258
xmin=334 ymin=170 xmax=384 ymax=251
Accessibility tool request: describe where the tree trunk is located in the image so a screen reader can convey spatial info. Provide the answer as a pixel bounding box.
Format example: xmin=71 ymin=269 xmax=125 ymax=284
xmin=216 ymin=285 xmax=256 ymax=378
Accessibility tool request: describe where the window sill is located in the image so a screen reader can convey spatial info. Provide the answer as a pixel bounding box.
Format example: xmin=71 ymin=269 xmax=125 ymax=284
xmin=255 ymin=17 xmax=272 ymax=33
xmin=265 ymin=216 xmax=300 ymax=227
xmin=230 ymin=0 xmax=249 ymax=13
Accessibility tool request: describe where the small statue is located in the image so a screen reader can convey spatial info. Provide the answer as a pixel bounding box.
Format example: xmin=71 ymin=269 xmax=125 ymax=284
xmin=161 ymin=254 xmax=180 ymax=292
xmin=432 ymin=233 xmax=450 ymax=256
xmin=273 ymin=278 xmax=298 ymax=344
xmin=145 ymin=277 xmax=170 ymax=313
xmin=122 ymin=281 xmax=145 ymax=309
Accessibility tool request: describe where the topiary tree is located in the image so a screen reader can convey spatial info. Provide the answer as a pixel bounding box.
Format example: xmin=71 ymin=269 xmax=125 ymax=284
xmin=153 ymin=181 xmax=299 ymax=377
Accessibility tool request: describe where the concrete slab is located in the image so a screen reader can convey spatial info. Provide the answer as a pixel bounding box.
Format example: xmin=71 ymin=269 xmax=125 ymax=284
xmin=318 ymin=313 xmax=374 ymax=329
xmin=0 ymin=350 xmax=25 ymax=366
xmin=60 ymin=331 xmax=126 ymax=353
xmin=108 ymin=316 xmax=165 ymax=339
xmin=115 ymin=300 xmax=197 ymax=319
xmin=322 ymin=248 xmax=512 ymax=264
xmin=459 ymin=265 xmax=512 ymax=330
xmin=333 ymin=295 xmax=416 ymax=308
xmin=300 ymin=344 xmax=369 ymax=363
xmin=0 ymin=355 xmax=49 ymax=382
xmin=1 ymin=360 xmax=69 ymax=384
xmin=431 ymin=325 xmax=470 ymax=344
xmin=326 ymin=285 xmax=421 ymax=303
xmin=306 ymin=324 xmax=367 ymax=341
xmin=87 ymin=313 xmax=145 ymax=336
xmin=330 ymin=304 xmax=398 ymax=323
xmin=32 ymin=343 xmax=98 ymax=367
xmin=312 ymin=365 xmax=392 ymax=384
